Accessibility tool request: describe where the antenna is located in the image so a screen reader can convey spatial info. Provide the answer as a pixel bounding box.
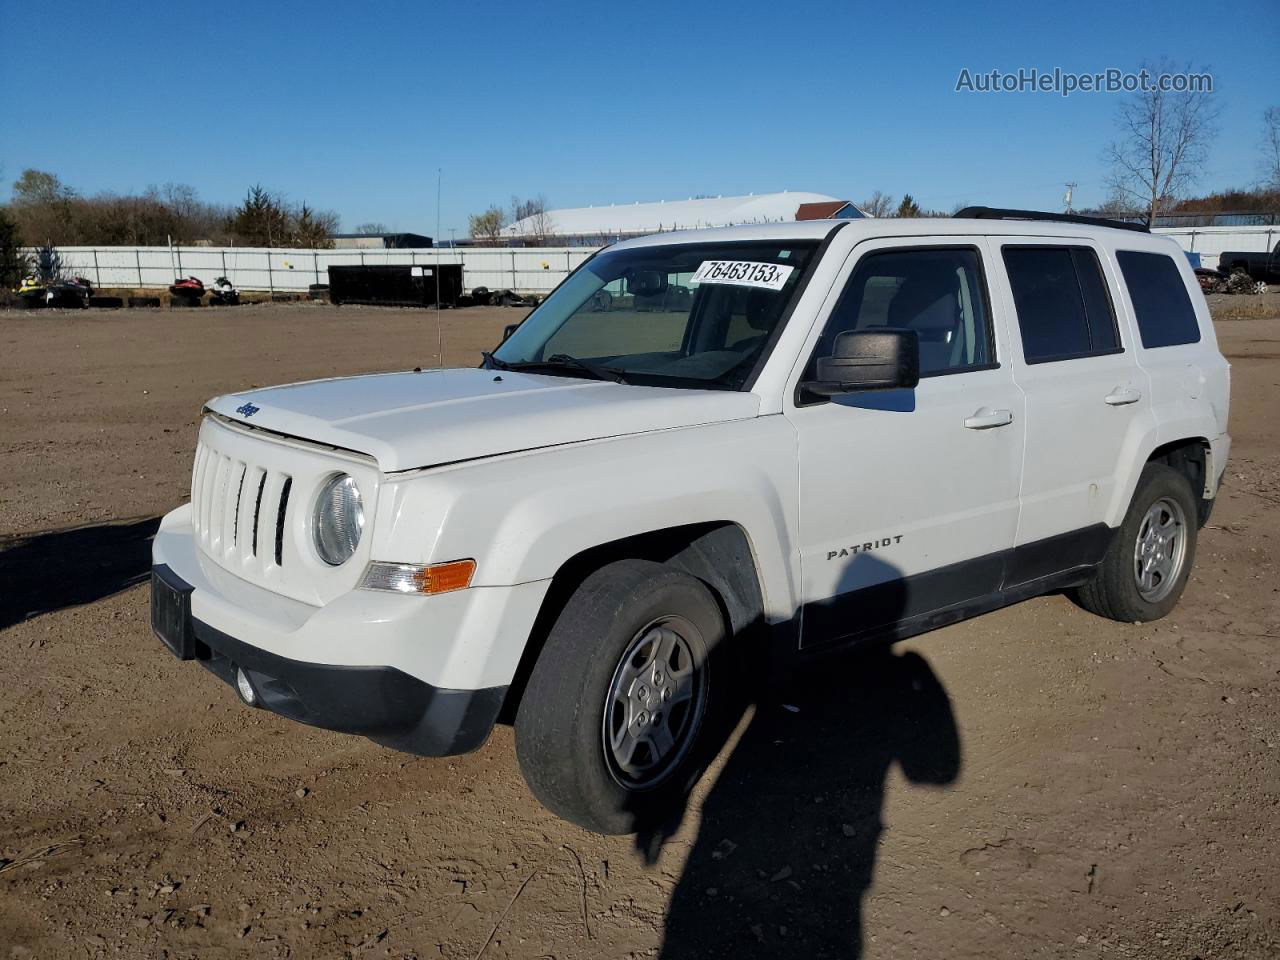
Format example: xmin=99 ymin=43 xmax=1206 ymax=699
xmin=435 ymin=167 xmax=443 ymax=368
xmin=1064 ymin=182 xmax=1077 ymax=214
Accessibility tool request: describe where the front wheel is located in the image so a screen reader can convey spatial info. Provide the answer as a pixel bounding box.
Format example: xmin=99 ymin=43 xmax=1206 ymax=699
xmin=1075 ymin=463 xmax=1198 ymax=622
xmin=514 ymin=559 xmax=729 ymax=834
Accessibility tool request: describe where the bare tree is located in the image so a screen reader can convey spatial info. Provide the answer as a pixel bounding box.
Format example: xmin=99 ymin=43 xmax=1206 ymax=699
xmin=467 ymin=206 xmax=506 ymax=245
xmin=10 ymin=169 xmax=77 ymax=243
xmin=353 ymin=221 xmax=389 ymax=234
xmin=1104 ymin=59 xmax=1220 ymax=227
xmin=161 ymin=183 xmax=201 ymax=222
xmin=859 ymin=191 xmax=895 ymax=218
xmin=510 ymin=194 xmax=555 ymax=245
xmin=292 ymin=203 xmax=339 ymax=248
xmin=1261 ymin=106 xmax=1280 ymax=190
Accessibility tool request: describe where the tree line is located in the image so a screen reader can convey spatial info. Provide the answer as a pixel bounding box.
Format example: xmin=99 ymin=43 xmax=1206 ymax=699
xmin=1 ymin=170 xmax=341 ymax=250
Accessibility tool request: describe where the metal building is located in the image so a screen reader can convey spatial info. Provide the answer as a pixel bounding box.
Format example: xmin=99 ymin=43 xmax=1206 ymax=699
xmin=499 ymin=192 xmax=862 ymax=245
xmin=331 ymin=232 xmax=434 ymax=249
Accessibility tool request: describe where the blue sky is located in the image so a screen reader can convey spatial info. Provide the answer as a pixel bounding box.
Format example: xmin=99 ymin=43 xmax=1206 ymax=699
xmin=1 ymin=0 xmax=1275 ymax=236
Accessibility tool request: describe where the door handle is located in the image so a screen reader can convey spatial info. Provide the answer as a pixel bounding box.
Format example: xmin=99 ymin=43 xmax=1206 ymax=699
xmin=1104 ymin=387 xmax=1142 ymax=406
xmin=963 ymin=407 xmax=1014 ymax=430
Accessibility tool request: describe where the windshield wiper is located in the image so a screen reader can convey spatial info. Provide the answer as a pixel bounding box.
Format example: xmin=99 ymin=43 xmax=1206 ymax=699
xmin=506 ymin=353 xmax=630 ymax=384
xmin=480 ymin=351 xmax=512 ymax=371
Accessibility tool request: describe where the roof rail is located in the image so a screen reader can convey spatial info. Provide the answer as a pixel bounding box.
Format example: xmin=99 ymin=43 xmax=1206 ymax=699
xmin=953 ymin=206 xmax=1149 ymax=233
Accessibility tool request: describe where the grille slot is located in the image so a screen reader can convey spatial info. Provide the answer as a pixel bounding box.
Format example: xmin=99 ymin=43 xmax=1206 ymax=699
xmin=231 ymin=464 xmax=247 ymax=546
xmin=275 ymin=477 xmax=293 ymax=567
xmin=251 ymin=472 xmax=267 ymax=557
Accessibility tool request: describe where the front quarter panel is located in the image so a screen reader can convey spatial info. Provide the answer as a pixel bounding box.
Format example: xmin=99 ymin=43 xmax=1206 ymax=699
xmin=373 ymin=417 xmax=802 ymax=622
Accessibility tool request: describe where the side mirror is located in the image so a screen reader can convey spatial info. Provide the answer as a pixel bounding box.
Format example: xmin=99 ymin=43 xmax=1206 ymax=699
xmin=501 ymin=322 xmax=521 ymax=342
xmin=804 ymin=328 xmax=920 ymax=396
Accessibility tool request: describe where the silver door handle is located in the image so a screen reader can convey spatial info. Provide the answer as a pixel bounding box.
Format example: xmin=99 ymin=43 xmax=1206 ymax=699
xmin=1104 ymin=387 xmax=1142 ymax=406
xmin=963 ymin=408 xmax=1014 ymax=430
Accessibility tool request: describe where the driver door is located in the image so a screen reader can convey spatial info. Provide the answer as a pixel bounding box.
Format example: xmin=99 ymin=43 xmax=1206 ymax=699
xmin=787 ymin=238 xmax=1025 ymax=648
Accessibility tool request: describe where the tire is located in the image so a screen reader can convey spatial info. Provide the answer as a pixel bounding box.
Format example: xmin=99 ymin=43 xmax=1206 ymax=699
xmin=515 ymin=559 xmax=731 ymax=834
xmin=1075 ymin=463 xmax=1199 ymax=622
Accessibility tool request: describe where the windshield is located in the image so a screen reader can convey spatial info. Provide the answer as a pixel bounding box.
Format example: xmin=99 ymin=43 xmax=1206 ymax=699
xmin=493 ymin=240 xmax=820 ymax=390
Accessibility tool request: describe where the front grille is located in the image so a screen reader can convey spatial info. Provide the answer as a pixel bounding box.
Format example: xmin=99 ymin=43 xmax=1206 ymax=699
xmin=191 ymin=438 xmax=293 ymax=572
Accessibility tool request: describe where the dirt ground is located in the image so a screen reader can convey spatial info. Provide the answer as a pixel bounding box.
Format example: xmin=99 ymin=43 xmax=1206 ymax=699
xmin=1 ymin=297 xmax=1278 ymax=960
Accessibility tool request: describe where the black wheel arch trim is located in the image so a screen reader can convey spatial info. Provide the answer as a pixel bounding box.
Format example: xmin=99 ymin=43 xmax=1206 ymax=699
xmin=499 ymin=521 xmax=767 ymax=723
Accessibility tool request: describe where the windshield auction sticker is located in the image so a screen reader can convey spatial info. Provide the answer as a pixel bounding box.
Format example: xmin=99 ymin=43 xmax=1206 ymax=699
xmin=689 ymin=260 xmax=795 ymax=291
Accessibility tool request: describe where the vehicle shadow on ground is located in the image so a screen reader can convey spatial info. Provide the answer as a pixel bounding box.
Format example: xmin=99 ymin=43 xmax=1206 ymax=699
xmin=643 ymin=556 xmax=963 ymax=959
xmin=0 ymin=516 xmax=161 ymax=629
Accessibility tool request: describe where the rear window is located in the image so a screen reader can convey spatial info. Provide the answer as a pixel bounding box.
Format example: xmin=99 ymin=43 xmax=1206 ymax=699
xmin=1116 ymin=250 xmax=1201 ymax=348
xmin=1002 ymin=246 xmax=1121 ymax=363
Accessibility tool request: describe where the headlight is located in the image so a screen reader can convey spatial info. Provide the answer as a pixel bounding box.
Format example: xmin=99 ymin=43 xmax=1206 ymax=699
xmin=312 ymin=473 xmax=364 ymax=566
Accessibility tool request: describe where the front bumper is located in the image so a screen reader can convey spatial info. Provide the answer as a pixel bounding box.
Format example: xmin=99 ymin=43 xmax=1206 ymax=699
xmin=150 ymin=505 xmax=550 ymax=756
xmin=152 ymin=564 xmax=506 ymax=755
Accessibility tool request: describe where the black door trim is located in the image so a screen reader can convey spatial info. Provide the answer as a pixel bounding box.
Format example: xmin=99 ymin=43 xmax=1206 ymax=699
xmin=799 ymin=523 xmax=1114 ymax=651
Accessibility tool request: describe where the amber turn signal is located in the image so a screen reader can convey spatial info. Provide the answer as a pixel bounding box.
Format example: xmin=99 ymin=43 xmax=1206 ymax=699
xmin=358 ymin=559 xmax=476 ymax=595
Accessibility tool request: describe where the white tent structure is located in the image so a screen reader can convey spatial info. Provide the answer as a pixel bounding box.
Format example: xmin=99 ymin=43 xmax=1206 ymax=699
xmin=500 ymin=191 xmax=862 ymax=245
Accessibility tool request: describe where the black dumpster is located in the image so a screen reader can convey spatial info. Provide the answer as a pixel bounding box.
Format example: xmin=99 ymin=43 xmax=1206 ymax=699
xmin=327 ymin=264 xmax=463 ymax=307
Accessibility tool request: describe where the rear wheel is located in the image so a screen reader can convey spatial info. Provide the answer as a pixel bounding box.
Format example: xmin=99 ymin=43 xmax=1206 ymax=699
xmin=514 ymin=559 xmax=728 ymax=834
xmin=1075 ymin=463 xmax=1198 ymax=622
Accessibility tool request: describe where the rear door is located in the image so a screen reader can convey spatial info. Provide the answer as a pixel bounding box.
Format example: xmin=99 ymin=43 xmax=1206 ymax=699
xmin=991 ymin=238 xmax=1153 ymax=583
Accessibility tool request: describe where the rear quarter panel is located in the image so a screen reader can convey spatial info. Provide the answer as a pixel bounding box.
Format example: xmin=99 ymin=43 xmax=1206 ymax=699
xmin=1102 ymin=233 xmax=1230 ymax=515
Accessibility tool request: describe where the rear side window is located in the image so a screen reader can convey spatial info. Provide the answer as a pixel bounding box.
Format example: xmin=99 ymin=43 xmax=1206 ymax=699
xmin=1116 ymin=250 xmax=1201 ymax=348
xmin=1002 ymin=246 xmax=1121 ymax=363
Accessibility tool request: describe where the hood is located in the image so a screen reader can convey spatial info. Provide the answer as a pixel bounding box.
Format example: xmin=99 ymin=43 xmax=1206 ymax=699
xmin=207 ymin=368 xmax=761 ymax=472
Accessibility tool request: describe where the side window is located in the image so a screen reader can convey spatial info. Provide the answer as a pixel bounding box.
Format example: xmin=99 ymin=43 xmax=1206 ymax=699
xmin=1116 ymin=250 xmax=1201 ymax=348
xmin=1002 ymin=246 xmax=1121 ymax=363
xmin=809 ymin=247 xmax=995 ymax=377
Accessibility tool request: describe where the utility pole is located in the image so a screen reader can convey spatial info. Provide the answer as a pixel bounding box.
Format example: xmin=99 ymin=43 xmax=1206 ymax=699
xmin=435 ymin=168 xmax=443 ymax=367
xmin=1064 ymin=182 xmax=1077 ymax=214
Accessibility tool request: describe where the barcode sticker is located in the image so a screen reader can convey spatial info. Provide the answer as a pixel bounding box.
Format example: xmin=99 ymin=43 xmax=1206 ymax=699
xmin=690 ymin=260 xmax=794 ymax=291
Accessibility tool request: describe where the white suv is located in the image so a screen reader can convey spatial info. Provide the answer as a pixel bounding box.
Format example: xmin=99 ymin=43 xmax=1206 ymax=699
xmin=152 ymin=209 xmax=1230 ymax=833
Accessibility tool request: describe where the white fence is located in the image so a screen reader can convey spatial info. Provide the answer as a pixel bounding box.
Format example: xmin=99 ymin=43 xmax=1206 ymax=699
xmin=1152 ymin=225 xmax=1277 ymax=270
xmin=47 ymin=245 xmax=598 ymax=294
xmin=44 ymin=224 xmax=1277 ymax=293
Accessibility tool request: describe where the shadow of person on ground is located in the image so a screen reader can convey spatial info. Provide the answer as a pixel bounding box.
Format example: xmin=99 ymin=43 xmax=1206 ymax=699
xmin=0 ymin=516 xmax=161 ymax=629
xmin=645 ymin=551 xmax=963 ymax=959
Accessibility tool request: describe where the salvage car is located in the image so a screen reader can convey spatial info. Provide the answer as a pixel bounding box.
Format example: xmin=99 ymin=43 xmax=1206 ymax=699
xmin=1216 ymin=239 xmax=1279 ymax=291
xmin=152 ymin=208 xmax=1231 ymax=833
